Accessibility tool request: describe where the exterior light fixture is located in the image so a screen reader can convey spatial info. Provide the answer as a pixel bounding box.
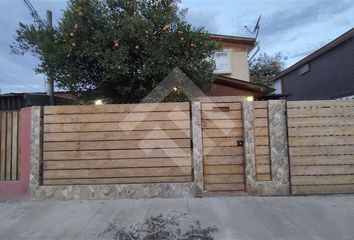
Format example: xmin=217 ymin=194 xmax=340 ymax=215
xmin=246 ymin=96 xmax=254 ymax=102
xmin=172 ymin=86 xmax=180 ymax=92
xmin=94 ymin=99 xmax=103 ymax=105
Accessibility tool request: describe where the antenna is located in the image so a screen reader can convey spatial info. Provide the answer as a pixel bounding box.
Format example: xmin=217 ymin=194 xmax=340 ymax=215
xmin=23 ymin=0 xmax=46 ymax=27
xmin=244 ymin=15 xmax=261 ymax=41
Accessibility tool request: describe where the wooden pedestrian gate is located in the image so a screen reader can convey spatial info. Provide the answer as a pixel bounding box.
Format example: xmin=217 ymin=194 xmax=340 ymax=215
xmin=201 ymin=102 xmax=245 ymax=193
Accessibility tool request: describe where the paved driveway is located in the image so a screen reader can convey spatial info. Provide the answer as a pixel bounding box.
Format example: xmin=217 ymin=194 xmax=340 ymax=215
xmin=1 ymin=195 xmax=354 ymax=240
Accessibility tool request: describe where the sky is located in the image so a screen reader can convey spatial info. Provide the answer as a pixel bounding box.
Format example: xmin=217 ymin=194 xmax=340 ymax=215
xmin=0 ymin=0 xmax=353 ymax=93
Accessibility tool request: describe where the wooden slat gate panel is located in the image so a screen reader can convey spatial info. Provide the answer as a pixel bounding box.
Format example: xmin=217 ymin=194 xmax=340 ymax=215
xmin=0 ymin=111 xmax=19 ymax=181
xmin=201 ymin=102 xmax=245 ymax=192
xmin=287 ymin=100 xmax=354 ymax=194
xmin=42 ymin=103 xmax=193 ymax=185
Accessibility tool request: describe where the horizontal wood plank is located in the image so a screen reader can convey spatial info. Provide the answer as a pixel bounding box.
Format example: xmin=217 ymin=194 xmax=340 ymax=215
xmin=203 ymin=146 xmax=244 ymax=156
xmin=287 ymin=100 xmax=354 ymax=109
xmin=255 ymin=146 xmax=270 ymax=155
xmin=292 ymin=175 xmax=354 ymax=185
xmin=43 ymin=158 xmax=192 ymax=170
xmin=288 ymin=126 xmax=354 ymax=137
xmin=289 ymin=146 xmax=354 ymax=156
xmin=202 ymin=128 xmax=243 ymax=138
xmin=204 ymin=174 xmax=244 ymax=184
xmin=253 ymin=101 xmax=267 ymax=109
xmin=204 ymin=156 xmax=244 ymax=165
xmin=202 ymin=103 xmax=241 ymax=111
xmin=290 ymin=155 xmax=354 ymax=165
xmin=287 ymin=117 xmax=354 ymax=127
xmin=254 ymin=108 xmax=268 ymax=118
xmin=254 ymin=118 xmax=268 ymax=127
xmin=44 ymin=129 xmax=190 ymax=142
xmin=44 ymin=102 xmax=190 ymax=114
xmin=44 ymin=111 xmax=190 ymax=124
xmin=202 ymin=111 xmax=241 ymax=120
xmin=204 ymin=165 xmax=244 ymax=175
xmin=43 ymin=176 xmax=192 ymax=185
xmin=44 ymin=120 xmax=190 ymax=133
xmin=291 ymin=165 xmax=354 ymax=175
xmin=43 ymin=166 xmax=192 ymax=179
xmin=254 ymin=127 xmax=269 ymax=137
xmin=255 ymin=137 xmax=269 ymax=146
xmin=256 ymin=155 xmax=271 ymax=165
xmin=257 ymin=173 xmax=271 ymax=181
xmin=203 ymin=137 xmax=240 ymax=147
xmin=202 ymin=120 xmax=242 ymax=129
xmin=205 ymin=183 xmax=245 ymax=191
xmin=44 ymin=139 xmax=191 ymax=151
xmin=289 ymin=135 xmax=354 ymax=146
xmin=288 ymin=107 xmax=354 ymax=118
xmin=256 ymin=165 xmax=271 ymax=174
xmin=292 ymin=184 xmax=354 ymax=194
xmin=44 ymin=148 xmax=191 ymax=160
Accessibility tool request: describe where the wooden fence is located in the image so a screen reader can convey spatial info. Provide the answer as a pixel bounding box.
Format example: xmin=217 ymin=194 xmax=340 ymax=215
xmin=42 ymin=103 xmax=193 ymax=185
xmin=252 ymin=101 xmax=272 ymax=181
xmin=287 ymin=100 xmax=354 ymax=194
xmin=0 ymin=111 xmax=20 ymax=181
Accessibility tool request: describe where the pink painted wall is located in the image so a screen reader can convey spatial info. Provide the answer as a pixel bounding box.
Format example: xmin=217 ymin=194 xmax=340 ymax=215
xmin=0 ymin=107 xmax=31 ymax=200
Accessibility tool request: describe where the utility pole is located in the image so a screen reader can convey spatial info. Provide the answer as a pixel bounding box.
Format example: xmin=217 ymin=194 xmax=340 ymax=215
xmin=46 ymin=10 xmax=54 ymax=105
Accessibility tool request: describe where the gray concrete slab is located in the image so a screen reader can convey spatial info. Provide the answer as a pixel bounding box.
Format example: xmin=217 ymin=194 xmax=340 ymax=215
xmin=1 ymin=196 xmax=354 ymax=240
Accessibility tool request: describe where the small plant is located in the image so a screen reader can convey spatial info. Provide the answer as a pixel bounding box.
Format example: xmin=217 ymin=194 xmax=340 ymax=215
xmin=99 ymin=211 xmax=218 ymax=240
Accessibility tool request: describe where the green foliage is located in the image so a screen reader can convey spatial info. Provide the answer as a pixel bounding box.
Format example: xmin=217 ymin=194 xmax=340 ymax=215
xmin=11 ymin=0 xmax=220 ymax=103
xmin=250 ymin=52 xmax=286 ymax=87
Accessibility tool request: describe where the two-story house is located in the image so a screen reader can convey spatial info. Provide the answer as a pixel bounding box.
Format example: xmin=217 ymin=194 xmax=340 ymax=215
xmin=204 ymin=34 xmax=272 ymax=99
xmin=271 ymin=28 xmax=354 ymax=100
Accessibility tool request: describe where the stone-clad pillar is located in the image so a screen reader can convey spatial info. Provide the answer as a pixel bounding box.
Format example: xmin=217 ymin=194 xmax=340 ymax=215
xmin=242 ymin=101 xmax=257 ymax=192
xmin=242 ymin=100 xmax=290 ymax=195
xmin=191 ymin=101 xmax=204 ymax=195
xmin=30 ymin=106 xmax=42 ymax=198
xmin=268 ymin=100 xmax=290 ymax=194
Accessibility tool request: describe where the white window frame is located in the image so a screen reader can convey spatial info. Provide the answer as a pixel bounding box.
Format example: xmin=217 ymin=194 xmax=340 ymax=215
xmin=213 ymin=51 xmax=231 ymax=74
xmin=273 ymin=79 xmax=283 ymax=94
xmin=298 ymin=63 xmax=310 ymax=75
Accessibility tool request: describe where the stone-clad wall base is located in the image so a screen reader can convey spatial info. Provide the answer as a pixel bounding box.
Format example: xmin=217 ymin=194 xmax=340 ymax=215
xmin=31 ymin=183 xmax=196 ymax=200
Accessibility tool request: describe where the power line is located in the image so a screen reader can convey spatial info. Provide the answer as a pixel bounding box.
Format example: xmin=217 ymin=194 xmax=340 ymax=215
xmin=23 ymin=0 xmax=46 ymax=27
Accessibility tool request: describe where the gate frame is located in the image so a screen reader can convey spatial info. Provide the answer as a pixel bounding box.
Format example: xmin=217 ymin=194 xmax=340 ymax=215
xmin=0 ymin=108 xmax=31 ymax=200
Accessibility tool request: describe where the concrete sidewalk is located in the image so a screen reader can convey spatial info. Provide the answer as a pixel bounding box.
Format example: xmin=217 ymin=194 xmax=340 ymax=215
xmin=1 ymin=195 xmax=354 ymax=240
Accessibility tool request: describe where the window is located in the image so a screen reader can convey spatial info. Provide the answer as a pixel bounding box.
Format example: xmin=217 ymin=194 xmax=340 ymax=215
xmin=298 ymin=63 xmax=310 ymax=75
xmin=273 ymin=79 xmax=282 ymax=94
xmin=213 ymin=52 xmax=231 ymax=74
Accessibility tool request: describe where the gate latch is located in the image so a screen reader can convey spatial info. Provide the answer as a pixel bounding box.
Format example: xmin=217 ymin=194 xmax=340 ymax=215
xmin=237 ymin=141 xmax=244 ymax=147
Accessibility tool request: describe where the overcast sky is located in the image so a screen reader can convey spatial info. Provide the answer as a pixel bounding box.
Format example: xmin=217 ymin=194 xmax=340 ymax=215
xmin=0 ymin=0 xmax=353 ymax=93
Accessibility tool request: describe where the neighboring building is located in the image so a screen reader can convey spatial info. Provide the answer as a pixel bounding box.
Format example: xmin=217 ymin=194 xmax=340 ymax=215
xmin=271 ymin=28 xmax=354 ymax=100
xmin=204 ymin=34 xmax=273 ymax=99
xmin=0 ymin=92 xmax=77 ymax=111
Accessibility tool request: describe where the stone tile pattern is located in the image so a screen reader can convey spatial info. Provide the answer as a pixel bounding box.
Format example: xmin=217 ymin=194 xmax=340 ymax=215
xmin=242 ymin=101 xmax=290 ymax=195
xmin=268 ymin=100 xmax=290 ymax=194
xmin=29 ymin=107 xmax=196 ymax=200
xmin=191 ymin=101 xmax=204 ymax=195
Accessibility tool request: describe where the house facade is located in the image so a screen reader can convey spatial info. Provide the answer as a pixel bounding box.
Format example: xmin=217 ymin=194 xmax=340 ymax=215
xmin=204 ymin=34 xmax=272 ymax=99
xmin=271 ymin=28 xmax=354 ymax=100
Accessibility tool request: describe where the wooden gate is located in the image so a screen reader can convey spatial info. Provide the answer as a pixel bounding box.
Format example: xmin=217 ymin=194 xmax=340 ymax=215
xmin=288 ymin=100 xmax=354 ymax=194
xmin=0 ymin=111 xmax=20 ymax=181
xmin=201 ymin=102 xmax=245 ymax=193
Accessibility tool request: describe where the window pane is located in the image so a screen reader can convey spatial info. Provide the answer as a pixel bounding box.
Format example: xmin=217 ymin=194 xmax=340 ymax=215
xmin=214 ymin=52 xmax=230 ymax=72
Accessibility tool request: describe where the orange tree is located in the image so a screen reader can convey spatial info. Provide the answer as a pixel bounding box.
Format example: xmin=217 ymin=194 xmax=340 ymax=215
xmin=11 ymin=0 xmax=220 ymax=103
